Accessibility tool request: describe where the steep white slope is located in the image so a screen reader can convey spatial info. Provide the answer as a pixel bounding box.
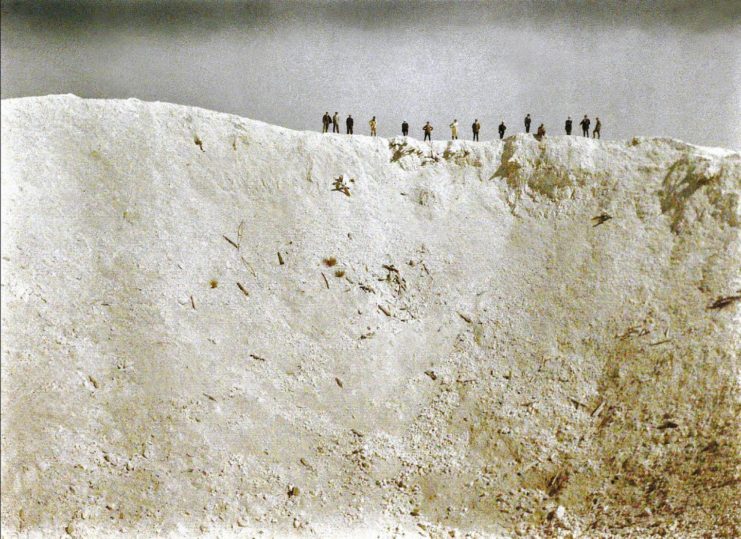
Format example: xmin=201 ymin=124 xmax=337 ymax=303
xmin=1 ymin=95 xmax=739 ymax=538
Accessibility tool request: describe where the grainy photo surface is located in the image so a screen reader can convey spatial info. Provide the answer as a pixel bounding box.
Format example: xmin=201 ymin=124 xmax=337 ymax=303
xmin=1 ymin=1 xmax=740 ymax=537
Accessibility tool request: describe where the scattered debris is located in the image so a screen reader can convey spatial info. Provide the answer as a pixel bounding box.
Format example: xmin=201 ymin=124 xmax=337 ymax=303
xmin=568 ymin=397 xmax=586 ymax=410
xmin=209 ymin=279 xmax=218 ymax=289
xmin=546 ymin=469 xmax=570 ymax=497
xmin=323 ymin=257 xmax=337 ymax=267
xmin=334 ymin=269 xmax=345 ymax=278
xmin=240 ymin=256 xmax=257 ymax=277
xmin=707 ymin=294 xmax=741 ymax=310
xmin=335 ymin=377 xmax=344 ymax=388
xmin=203 ymin=393 xmax=216 ymax=401
xmin=701 ymin=440 xmax=719 ymax=452
xmin=190 ymin=295 xmax=196 ymax=309
xmin=321 ymin=272 xmax=330 ymax=289
xmin=378 ymin=305 xmax=392 ymax=317
xmin=223 ymin=235 xmax=239 ymax=249
xmin=648 ymin=339 xmax=671 ymax=346
xmin=424 ymin=370 xmax=437 ymax=381
xmin=360 ymin=284 xmax=376 ymax=293
xmin=591 ymin=400 xmax=605 ymax=417
xmin=351 ymin=428 xmax=364 ymax=438
xmin=277 ymin=251 xmax=285 ymax=265
xmin=360 ymin=331 xmax=375 ymax=340
xmin=88 ymin=375 xmax=100 ymax=389
xmin=381 ymin=264 xmax=407 ymax=295
xmin=237 ymin=220 xmax=245 ymax=247
xmin=657 ymin=420 xmax=679 ymax=430
xmin=194 ymin=135 xmax=204 ymax=151
xmin=410 ymin=508 xmax=420 ymax=517
xmin=236 ymin=282 xmax=249 ymax=298
xmin=618 ymin=326 xmax=650 ymax=339
xmin=332 ymin=175 xmax=351 ymax=196
xmin=249 ymin=354 xmax=266 ymax=362
xmin=592 ymin=213 xmax=612 ymax=227
xmin=287 ymin=485 xmax=300 ymax=497
xmin=458 ymin=312 xmax=473 ymax=323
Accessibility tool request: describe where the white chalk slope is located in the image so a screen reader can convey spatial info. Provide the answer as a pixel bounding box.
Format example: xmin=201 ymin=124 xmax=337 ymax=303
xmin=1 ymin=95 xmax=740 ymax=538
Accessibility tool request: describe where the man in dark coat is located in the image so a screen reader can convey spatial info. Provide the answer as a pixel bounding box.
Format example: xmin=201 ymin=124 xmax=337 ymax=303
xmin=593 ymin=117 xmax=601 ymax=139
xmin=524 ymin=114 xmax=531 ymax=133
xmin=346 ymin=115 xmax=354 ymax=135
xmin=580 ymin=115 xmax=590 ymax=136
xmin=565 ymin=117 xmax=573 ymax=135
xmin=472 ymin=119 xmax=481 ymax=141
xmin=322 ymin=112 xmax=331 ymax=133
xmin=423 ymin=122 xmax=433 ymax=141
xmin=498 ymin=121 xmax=506 ymax=139
xmin=402 ymin=121 xmax=409 ymax=136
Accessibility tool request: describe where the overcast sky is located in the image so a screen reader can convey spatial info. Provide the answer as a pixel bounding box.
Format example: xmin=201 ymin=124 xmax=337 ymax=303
xmin=2 ymin=0 xmax=740 ymax=148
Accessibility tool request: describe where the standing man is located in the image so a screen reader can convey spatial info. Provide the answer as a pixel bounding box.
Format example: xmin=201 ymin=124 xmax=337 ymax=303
xmin=332 ymin=112 xmax=340 ymax=133
xmin=423 ymin=121 xmax=433 ymax=141
xmin=346 ymin=114 xmax=354 ymax=135
xmin=369 ymin=116 xmax=377 ymax=137
xmin=524 ymin=114 xmax=532 ymax=133
xmin=580 ymin=115 xmax=590 ymax=137
xmin=472 ymin=119 xmax=481 ymax=141
xmin=498 ymin=120 xmax=506 ymax=139
xmin=402 ymin=120 xmax=409 ymax=137
xmin=565 ymin=116 xmax=573 ymax=135
xmin=322 ymin=112 xmax=331 ymax=133
xmin=450 ymin=119 xmax=459 ymax=140
xmin=593 ymin=117 xmax=601 ymax=139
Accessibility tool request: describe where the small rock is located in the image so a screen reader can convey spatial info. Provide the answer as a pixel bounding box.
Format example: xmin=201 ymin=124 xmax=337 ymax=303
xmin=65 ymin=522 xmax=75 ymax=535
xmin=555 ymin=505 xmax=566 ymax=521
xmin=237 ymin=517 xmax=249 ymax=527
xmin=288 ymin=485 xmax=300 ymax=497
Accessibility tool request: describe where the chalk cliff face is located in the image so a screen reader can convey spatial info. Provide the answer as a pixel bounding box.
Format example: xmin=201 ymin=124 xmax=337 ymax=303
xmin=1 ymin=95 xmax=739 ymax=538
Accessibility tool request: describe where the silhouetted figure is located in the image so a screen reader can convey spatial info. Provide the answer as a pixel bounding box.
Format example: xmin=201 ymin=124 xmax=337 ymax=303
xmin=402 ymin=121 xmax=409 ymax=136
xmin=524 ymin=114 xmax=531 ymax=133
xmin=423 ymin=121 xmax=433 ymax=141
xmin=580 ymin=115 xmax=590 ymax=137
xmin=332 ymin=112 xmax=340 ymax=133
xmin=369 ymin=116 xmax=377 ymax=136
xmin=472 ymin=119 xmax=481 ymax=141
xmin=535 ymin=123 xmax=546 ymax=141
xmin=450 ymin=119 xmax=459 ymax=140
xmin=593 ymin=117 xmax=601 ymax=139
xmin=322 ymin=112 xmax=331 ymax=133
xmin=346 ymin=115 xmax=354 ymax=135
xmin=498 ymin=121 xmax=506 ymax=139
xmin=565 ymin=116 xmax=573 ymax=135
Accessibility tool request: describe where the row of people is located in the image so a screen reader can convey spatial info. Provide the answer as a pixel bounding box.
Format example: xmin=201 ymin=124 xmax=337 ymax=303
xmin=321 ymin=112 xmax=601 ymax=140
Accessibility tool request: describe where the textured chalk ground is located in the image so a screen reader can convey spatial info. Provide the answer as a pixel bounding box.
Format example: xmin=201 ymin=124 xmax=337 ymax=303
xmin=1 ymin=95 xmax=739 ymax=538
